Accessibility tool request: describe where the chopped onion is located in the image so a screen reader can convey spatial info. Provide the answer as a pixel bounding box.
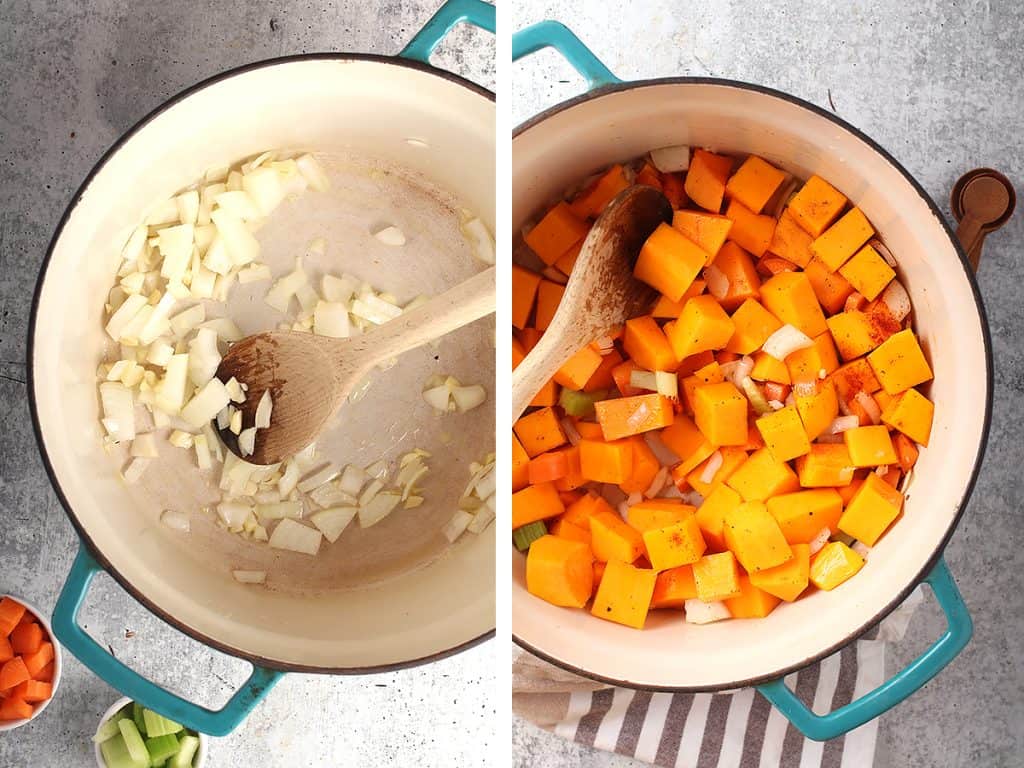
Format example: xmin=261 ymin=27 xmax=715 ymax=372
xmin=338 ymin=464 xmax=366 ymax=496
xmin=297 ymin=464 xmax=340 ymax=493
xmin=130 ymin=433 xmax=159 ymax=459
xmin=160 ymin=510 xmax=190 ymax=533
xmin=187 ymin=327 xmax=221 ymax=387
xmin=228 ymin=408 xmax=242 ymax=435
xmin=655 ymin=370 xmax=678 ymax=400
xmin=169 ymin=304 xmax=206 ymax=338
xmin=199 ymin=317 xmax=243 ymax=342
xmin=254 ymin=390 xmax=273 ymax=429
xmin=321 ymin=274 xmax=356 ymax=304
xmin=827 ymin=415 xmax=861 ymax=434
xmin=461 ymin=217 xmax=495 ymax=265
xmin=308 ymin=483 xmax=356 ymax=509
xmin=181 ymin=378 xmax=231 ymax=429
xmin=100 ymin=381 xmax=135 ymax=442
xmin=423 ymin=383 xmax=453 ymax=412
xmin=211 ymin=209 xmax=259 ymax=266
xmin=194 ymin=434 xmax=211 ymax=470
xmin=768 ymin=399 xmax=785 ymax=410
xmin=268 ymin=518 xmax=321 ymax=555
xmin=372 ymin=224 xmax=406 ymax=246
xmin=105 ymin=294 xmax=148 ymax=340
xmin=452 ymin=384 xmax=487 ymax=412
xmin=225 ymin=377 xmax=246 ymax=403
xmin=854 ymin=391 xmax=882 ymax=425
xmin=232 ymin=570 xmax=266 ymax=584
xmin=168 ymin=430 xmax=194 ymax=449
xmin=649 ymin=145 xmax=691 ymax=173
xmin=278 ymin=460 xmax=301 ymax=497
xmin=561 ymin=417 xmax=582 ymax=446
xmin=879 ymin=279 xmax=911 ymax=322
xmin=242 ymin=167 xmax=287 ymax=216
xmin=215 ymin=190 xmax=261 ymax=220
xmin=685 ymin=599 xmax=731 ymax=625
xmin=313 ymin=300 xmax=350 ymax=338
xmin=700 ymin=450 xmax=724 ymax=484
xmin=295 ymin=153 xmax=330 ymax=192
xmin=851 ymin=541 xmax=871 ymax=559
xmin=237 ymin=263 xmax=272 ymax=284
xmin=202 ymin=237 xmax=232 ymax=275
xmin=442 ymin=510 xmax=474 ymax=543
xmin=809 ymin=527 xmax=832 ymax=555
xmin=741 ymin=377 xmax=772 ymax=416
xmin=146 ymin=340 xmax=174 ymax=368
xmin=158 ymin=223 xmax=195 ymax=284
xmin=643 ymin=431 xmax=680 ymax=466
xmin=217 ymin=500 xmax=252 ymax=530
xmin=265 ymin=260 xmax=308 ymax=313
xmin=645 ymin=466 xmax=669 ymax=498
xmin=365 ymin=460 xmax=389 ymax=481
xmin=762 ymin=324 xmax=814 ymax=360
xmin=359 ymin=492 xmax=401 ymax=528
xmin=869 ymin=239 xmax=898 ymax=268
xmin=310 ymin=507 xmax=358 ymax=543
xmin=875 ymin=465 xmax=889 ymax=477
xmin=629 ymin=369 xmax=658 ymax=391
xmin=705 ymin=264 xmax=730 ymax=299
xmin=122 ymin=457 xmax=150 ymax=484
xmin=468 ymin=502 xmax=495 ymax=533
xmin=680 ymin=489 xmax=705 ymax=506
xmin=255 ymin=500 xmax=302 ymax=520
xmin=238 ymin=427 xmax=257 ymax=457
xmin=351 ymin=293 xmax=402 ymax=324
xmin=730 ymin=356 xmax=755 ymax=389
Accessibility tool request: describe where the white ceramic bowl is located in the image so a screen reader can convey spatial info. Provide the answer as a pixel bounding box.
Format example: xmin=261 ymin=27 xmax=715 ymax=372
xmin=512 ymin=79 xmax=990 ymax=690
xmin=93 ymin=696 xmax=208 ymax=768
xmin=0 ymin=595 xmax=62 ymax=732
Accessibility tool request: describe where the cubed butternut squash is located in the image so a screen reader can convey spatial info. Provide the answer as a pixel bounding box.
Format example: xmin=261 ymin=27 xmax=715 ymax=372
xmin=681 ymin=361 xmax=725 ymax=412
xmin=650 ymin=565 xmax=698 ymax=608
xmin=591 ymin=559 xmax=658 ymax=628
xmin=562 ymin=492 xmax=615 ymax=529
xmin=750 ymin=543 xmax=810 ymax=602
xmin=550 ymin=517 xmax=592 ymax=548
xmin=534 ymin=279 xmax=566 ymax=331
xmin=623 ymin=316 xmax=677 ymax=372
xmin=658 ymin=412 xmax=706 ymax=462
xmin=826 ymin=310 xmax=887 ymax=360
xmin=634 ymin=222 xmax=708 ymax=302
xmin=830 ymin=359 xmax=882 ymax=404
xmin=526 ymin=535 xmax=594 ymax=608
xmin=794 ymin=380 xmax=840 ymax=441
xmin=760 ymin=271 xmax=828 ymax=338
xmin=838 ymin=472 xmax=903 ymax=546
xmin=724 ymin=575 xmax=782 ymax=618
xmin=579 ymin=438 xmax=634 ymax=484
xmin=786 ymin=331 xmax=839 ymax=383
xmin=692 ymin=551 xmax=743 ymax=601
xmin=768 ymin=209 xmax=814 ymax=267
xmin=590 ymin=510 xmax=646 ymax=563
xmin=809 ymin=541 xmax=864 ymax=590
xmin=525 ymin=201 xmax=590 ymax=266
xmin=725 ymin=447 xmax=800 ymax=501
xmin=693 ymin=381 xmax=749 ymax=446
xmin=880 ymin=387 xmax=934 ymax=446
xmin=726 ymin=299 xmax=782 ymax=355
xmin=696 ymin=484 xmax=743 ymax=552
xmin=750 ymin=350 xmax=791 ymax=384
xmin=672 ymin=210 xmax=733 ymax=261
xmin=512 ymin=434 xmax=530 ymax=491
xmin=514 ymin=407 xmax=567 ymax=458
xmin=512 ymin=482 xmax=565 ymax=528
xmin=725 ymin=200 xmax=776 ymax=258
xmin=795 ymin=444 xmax=855 ymax=487
xmin=595 ymin=394 xmax=675 ymax=441
xmin=787 ymin=174 xmax=848 ymax=237
xmin=686 ymin=446 xmax=748 ymax=496
xmin=619 ymin=436 xmax=661 ymax=495
xmin=843 ymin=425 xmax=898 ymax=467
xmin=627 ymin=499 xmax=696 ymax=533
xmin=723 ymin=501 xmax=793 ymax=572
xmin=554 ymin=344 xmax=605 ymax=390
xmin=685 ymin=149 xmax=732 ymax=212
xmin=867 ymin=329 xmax=933 ymax=394
xmin=710 ymin=241 xmax=762 ymax=310
xmin=571 ymin=164 xmax=631 ymax=219
xmin=810 ymin=207 xmax=874 ymax=272
xmin=643 ymin=516 xmax=707 ymax=570
xmin=725 ymin=155 xmax=788 ymax=214
xmin=511 ymin=264 xmax=542 ymax=330
xmin=756 ymin=405 xmax=812 ymax=462
xmin=805 ymin=258 xmax=855 ymax=315
xmin=839 ymin=244 xmax=895 ymax=301
xmin=665 ymin=295 xmax=736 ymax=360
xmin=766 ymin=489 xmax=844 ymax=543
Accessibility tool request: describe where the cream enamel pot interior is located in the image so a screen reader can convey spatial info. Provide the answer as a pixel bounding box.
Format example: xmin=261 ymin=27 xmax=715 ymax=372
xmin=511 ymin=23 xmax=990 ymax=740
xmin=31 ymin=0 xmax=495 ymax=736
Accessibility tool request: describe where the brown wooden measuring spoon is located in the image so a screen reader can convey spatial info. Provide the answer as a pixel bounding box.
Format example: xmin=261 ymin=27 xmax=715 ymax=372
xmin=216 ymin=266 xmax=495 ymax=464
xmin=512 ymin=185 xmax=673 ymax=421
xmin=950 ymin=168 xmax=1015 ymax=270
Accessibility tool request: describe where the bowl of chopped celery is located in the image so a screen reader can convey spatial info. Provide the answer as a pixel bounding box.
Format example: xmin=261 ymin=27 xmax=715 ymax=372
xmin=94 ymin=697 xmax=207 ymax=768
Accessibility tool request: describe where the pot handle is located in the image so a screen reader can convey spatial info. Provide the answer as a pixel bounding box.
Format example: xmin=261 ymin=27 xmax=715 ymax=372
xmin=512 ymin=21 xmax=622 ymax=91
xmin=51 ymin=544 xmax=283 ymax=737
xmin=756 ymin=557 xmax=972 ymax=741
xmin=399 ymin=0 xmax=496 ymax=64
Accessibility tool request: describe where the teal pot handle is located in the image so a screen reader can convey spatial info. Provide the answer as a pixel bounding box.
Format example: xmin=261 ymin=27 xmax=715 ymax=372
xmin=52 ymin=544 xmax=283 ymax=736
xmin=400 ymin=0 xmax=496 ymax=64
xmin=512 ymin=20 xmax=621 ymax=91
xmin=757 ymin=557 xmax=972 ymax=741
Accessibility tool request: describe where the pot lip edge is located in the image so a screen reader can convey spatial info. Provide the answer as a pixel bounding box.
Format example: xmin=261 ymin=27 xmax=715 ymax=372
xmin=510 ymin=74 xmax=994 ymax=692
xmin=28 ymin=50 xmax=496 ymax=674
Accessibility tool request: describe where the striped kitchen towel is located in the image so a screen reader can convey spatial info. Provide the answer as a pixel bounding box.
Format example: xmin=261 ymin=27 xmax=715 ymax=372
xmin=514 ymin=586 xmax=923 ymax=767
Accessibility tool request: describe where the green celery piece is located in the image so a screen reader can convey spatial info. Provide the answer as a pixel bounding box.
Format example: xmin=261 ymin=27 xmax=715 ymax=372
xmin=168 ymin=734 xmax=200 ymax=768
xmin=512 ymin=520 xmax=547 ymax=551
xmin=100 ymin=734 xmax=145 ymax=768
xmin=133 ymin=702 xmax=148 ymax=736
xmin=118 ymin=719 xmax=150 ymax=767
xmin=559 ymin=388 xmax=606 ymax=418
xmin=145 ymin=734 xmax=181 ymax=766
xmin=143 ymin=707 xmax=184 ymax=737
xmin=93 ymin=714 xmax=124 ymax=744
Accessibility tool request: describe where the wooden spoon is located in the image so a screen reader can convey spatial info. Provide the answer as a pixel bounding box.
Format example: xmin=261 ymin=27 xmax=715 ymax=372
xmin=950 ymin=169 xmax=1015 ymax=270
xmin=217 ymin=266 xmax=495 ymax=465
xmin=512 ymin=185 xmax=673 ymax=421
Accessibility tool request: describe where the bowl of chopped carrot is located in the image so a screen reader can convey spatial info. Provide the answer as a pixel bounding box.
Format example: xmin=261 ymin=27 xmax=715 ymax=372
xmin=510 ymin=22 xmax=990 ymax=741
xmin=0 ymin=595 xmax=61 ymax=730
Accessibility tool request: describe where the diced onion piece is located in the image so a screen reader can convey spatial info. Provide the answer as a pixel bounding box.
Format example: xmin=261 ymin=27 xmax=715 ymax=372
xmin=655 ymin=371 xmax=678 ymax=400
xmin=296 ymin=153 xmax=330 ymax=192
xmin=359 ymin=492 xmax=401 ymax=528
xmin=232 ymin=570 xmax=266 ymax=584
xmin=130 ymin=433 xmax=159 ymax=459
xmin=645 ymin=466 xmax=669 ymax=498
xmin=452 ymin=384 xmax=487 ymax=412
xmin=229 ymin=408 xmax=242 ymax=435
xmin=187 ymin=327 xmax=221 ymax=387
xmin=372 ymin=224 xmax=406 ymax=246
xmin=105 ymin=294 xmax=148 ymax=340
xmin=278 ymin=460 xmax=301 ymax=497
xmin=169 ymin=304 xmax=206 ymax=338
xmin=214 ymin=190 xmax=261 ymax=220
xmin=879 ymin=279 xmax=911 ymax=322
xmin=100 ymin=381 xmax=135 ymax=442
xmin=120 ymin=225 xmax=148 ymax=263
xmin=181 ymin=378 xmax=231 ymax=429
xmin=146 ymin=340 xmax=174 ymax=368
xmin=211 ymin=209 xmax=259 ymax=266
xmin=854 ymin=391 xmax=882 ymax=425
xmin=238 ymin=427 xmax=257 ymax=457
xmin=629 ymin=370 xmax=658 ymax=391
xmin=649 ymin=145 xmax=691 ymax=173
xmin=175 ymin=190 xmax=200 ymax=225
xmin=869 ymin=239 xmax=898 ymax=268
xmin=255 ymin=500 xmax=302 ymax=520
xmin=168 ymin=430 xmax=194 ymax=449
xmin=158 ymin=224 xmax=195 ymax=284
xmin=700 ymin=450 xmax=724 ymax=484
xmin=730 ymin=356 xmax=755 ymax=389
xmin=308 ymin=483 xmax=356 ymax=509
xmin=473 ymin=466 xmax=496 ymax=500
xmin=827 ymin=415 xmax=861 ymax=434
xmin=264 ymin=261 xmax=308 ymax=313
xmin=268 ymin=518 xmax=322 ymax=555
xmin=293 ymin=442 xmax=318 ymax=469
xmin=338 ymin=465 xmax=366 ymax=496
xmin=225 ymin=377 xmax=245 ymax=403
xmin=461 ymin=217 xmax=495 ymax=264
xmin=160 ymin=510 xmax=190 ymax=533
xmin=202 ymin=237 xmax=232 ymax=275
xmin=242 ymin=167 xmax=287 ymax=216
xmin=809 ymin=527 xmax=832 ymax=555
xmin=217 ymin=500 xmax=252 ymax=530
xmin=297 ymin=464 xmax=340 ymax=493
xmin=313 ymin=301 xmax=350 ymax=338
xmin=310 ymin=507 xmax=358 ymax=543
xmin=145 ymin=198 xmax=179 ymax=225
xmin=351 ymin=293 xmax=402 ymax=325
xmin=365 ymin=460 xmax=389 ymax=482
xmin=705 ymin=264 xmax=730 ymax=300
xmin=237 ymin=263 xmax=273 ymax=284
xmin=442 ymin=510 xmax=473 ymax=543
xmin=685 ymin=599 xmax=731 ymax=625
xmin=851 ymin=541 xmax=871 ymax=559
xmin=680 ymin=489 xmax=705 ymax=506
xmin=768 ymin=399 xmax=785 ymax=410
xmin=194 ymin=434 xmax=211 ymax=470
xmin=321 ymin=274 xmax=356 ymax=304
xmin=468 ymin=502 xmax=496 ymax=533
xmin=561 ymin=417 xmax=582 ymax=446
xmin=405 ymin=496 xmax=424 ymax=509
xmin=122 ymin=457 xmax=150 ymax=484
xmin=254 ymin=390 xmax=273 ymax=429
xmin=762 ymin=324 xmax=814 ymax=360
xmin=199 ymin=317 xmax=243 ymax=342
xmin=358 ymin=479 xmax=384 ymax=507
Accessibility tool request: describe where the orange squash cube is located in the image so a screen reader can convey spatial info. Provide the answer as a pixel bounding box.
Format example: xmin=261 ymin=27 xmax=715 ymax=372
xmin=514 ymin=407 xmax=567 ymax=458
xmin=595 ymin=394 xmax=675 ymax=441
xmin=511 ymin=264 xmax=542 ymax=330
xmin=512 ymin=433 xmax=531 ymax=491
xmin=525 ymin=201 xmax=590 ymax=266
xmin=804 ymin=258 xmax=856 ymax=314
xmin=671 ymin=441 xmax=717 ymax=485
xmin=579 ymin=438 xmax=634 ymax=484
xmin=666 ymin=295 xmax=736 ymax=361
xmin=529 ymin=378 xmax=559 ymax=408
xmin=726 ymin=299 xmax=782 ymax=355
xmin=786 ymin=332 xmax=840 ymax=383
xmin=766 ymin=489 xmax=844 ymax=544
xmin=681 ymin=360 xmax=725 ymax=412
xmin=725 ymin=199 xmax=776 ymax=257
xmin=512 ymin=482 xmax=565 ymax=528
xmin=643 ymin=516 xmax=707 ymax=570
xmin=787 ymin=175 xmax=848 ymax=237
xmin=554 ymin=344 xmax=604 ymax=390
xmin=658 ymin=412 xmax=706 ymax=461
xmin=796 ymin=444 xmax=855 ymax=487
xmin=619 ymin=436 xmax=661 ymax=495
xmin=724 ymin=501 xmax=793 ymax=573
xmin=809 ymin=541 xmax=864 ymax=590
xmin=672 ymin=210 xmax=733 ymax=261
xmin=634 ymin=222 xmax=708 ymax=302
xmin=696 ymin=485 xmax=743 ymax=552
xmin=725 ymin=447 xmax=800 ymax=501
xmin=693 ymin=381 xmax=748 ymax=446
xmin=623 ymin=316 xmax=677 ymax=372
xmin=555 ymin=239 xmax=584 ymax=275
xmin=826 ymin=310 xmax=887 ymax=361
xmin=692 ymin=551 xmax=743 ymax=601
xmin=794 ymin=380 xmax=840 ymax=441
xmin=571 ymin=164 xmax=631 ymax=219
xmin=534 ymin=280 xmax=565 ymax=331
xmin=750 ymin=350 xmax=791 ymax=384
xmin=750 ymin=543 xmax=810 ymax=602
xmin=590 ymin=510 xmax=646 ymax=563
xmin=650 ymin=565 xmax=699 ymax=608
xmin=843 ymin=425 xmax=898 ymax=467
xmin=627 ymin=499 xmax=696 ymax=533
xmin=724 ymin=574 xmax=782 ymax=618
xmin=553 ymin=445 xmax=587 ymax=492
xmin=526 ymin=535 xmax=594 ymax=608
xmin=686 ymin=446 xmax=748 ymax=496
xmin=880 ymin=387 xmax=934 ymax=446
xmin=685 ymin=149 xmax=733 ymax=212
xmin=550 ymin=517 xmax=592 ymax=548
xmin=725 ymin=155 xmax=788 ymax=214
xmin=756 ymin=406 xmax=812 ymax=462
xmin=830 ymin=358 xmax=882 ymax=404
xmin=839 ymin=244 xmax=895 ymax=301
xmin=838 ymin=472 xmax=904 ymax=546
xmin=810 ymin=207 xmax=874 ymax=272
xmin=512 ymin=335 xmax=526 ymax=370
xmin=651 ymin=278 xmax=706 ymax=317
xmin=561 ymin=492 xmax=614 ymax=529
xmin=768 ymin=209 xmax=814 ymax=267
xmin=760 ymin=271 xmax=828 ymax=338
xmin=867 ymin=329 xmax=933 ymax=394
xmin=710 ymin=241 xmax=762 ymax=310
xmin=591 ymin=559 xmax=658 ymax=628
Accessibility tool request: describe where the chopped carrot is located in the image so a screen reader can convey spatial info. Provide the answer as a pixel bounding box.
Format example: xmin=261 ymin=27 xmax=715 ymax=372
xmin=10 ymin=679 xmax=51 ymax=703
xmin=0 ymin=657 xmax=30 ymax=691
xmin=22 ymin=642 xmax=54 ymax=680
xmin=0 ymin=598 xmax=26 ymax=637
xmin=9 ymin=623 xmax=42 ymax=656
xmin=34 ymin=661 xmax=54 ymax=683
xmin=763 ymin=382 xmax=790 ymax=402
xmin=611 ymin=360 xmax=645 ymax=397
xmin=893 ymin=433 xmax=919 ymax=473
xmin=0 ymin=696 xmax=32 ymax=721
xmin=0 ymin=637 xmax=12 ymax=664
xmin=662 ymin=172 xmax=688 ymax=209
xmin=528 ymin=451 xmax=570 ymax=485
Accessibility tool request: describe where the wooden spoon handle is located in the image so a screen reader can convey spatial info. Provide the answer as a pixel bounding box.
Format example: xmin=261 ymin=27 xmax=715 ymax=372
xmin=955 ymin=214 xmax=985 ymax=269
xmin=340 ymin=266 xmax=496 ymax=373
xmin=512 ymin=329 xmax=579 ymax=422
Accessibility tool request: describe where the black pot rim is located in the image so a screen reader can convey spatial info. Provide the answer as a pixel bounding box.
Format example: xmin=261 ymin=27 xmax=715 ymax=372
xmin=512 ymin=75 xmax=993 ymax=693
xmin=28 ymin=51 xmax=495 ymax=675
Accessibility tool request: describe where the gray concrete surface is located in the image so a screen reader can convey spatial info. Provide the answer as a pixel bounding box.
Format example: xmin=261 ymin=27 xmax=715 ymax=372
xmin=0 ymin=2 xmax=494 ymax=767
xmin=511 ymin=1 xmax=1024 ymax=766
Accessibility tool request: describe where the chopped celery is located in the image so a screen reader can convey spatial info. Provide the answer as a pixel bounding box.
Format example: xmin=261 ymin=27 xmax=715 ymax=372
xmin=143 ymin=708 xmax=184 ymax=737
xmin=118 ymin=719 xmax=149 ymax=767
xmin=740 ymin=377 xmax=772 ymax=416
xmin=558 ymin=388 xmax=606 ymax=418
xmin=145 ymin=734 xmax=181 ymax=765
xmin=133 ymin=702 xmax=148 ymax=736
xmin=93 ymin=707 xmax=130 ymax=743
xmin=513 ymin=520 xmax=547 ymax=551
xmin=100 ymin=734 xmax=147 ymax=768
xmin=168 ymin=734 xmax=200 ymax=768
